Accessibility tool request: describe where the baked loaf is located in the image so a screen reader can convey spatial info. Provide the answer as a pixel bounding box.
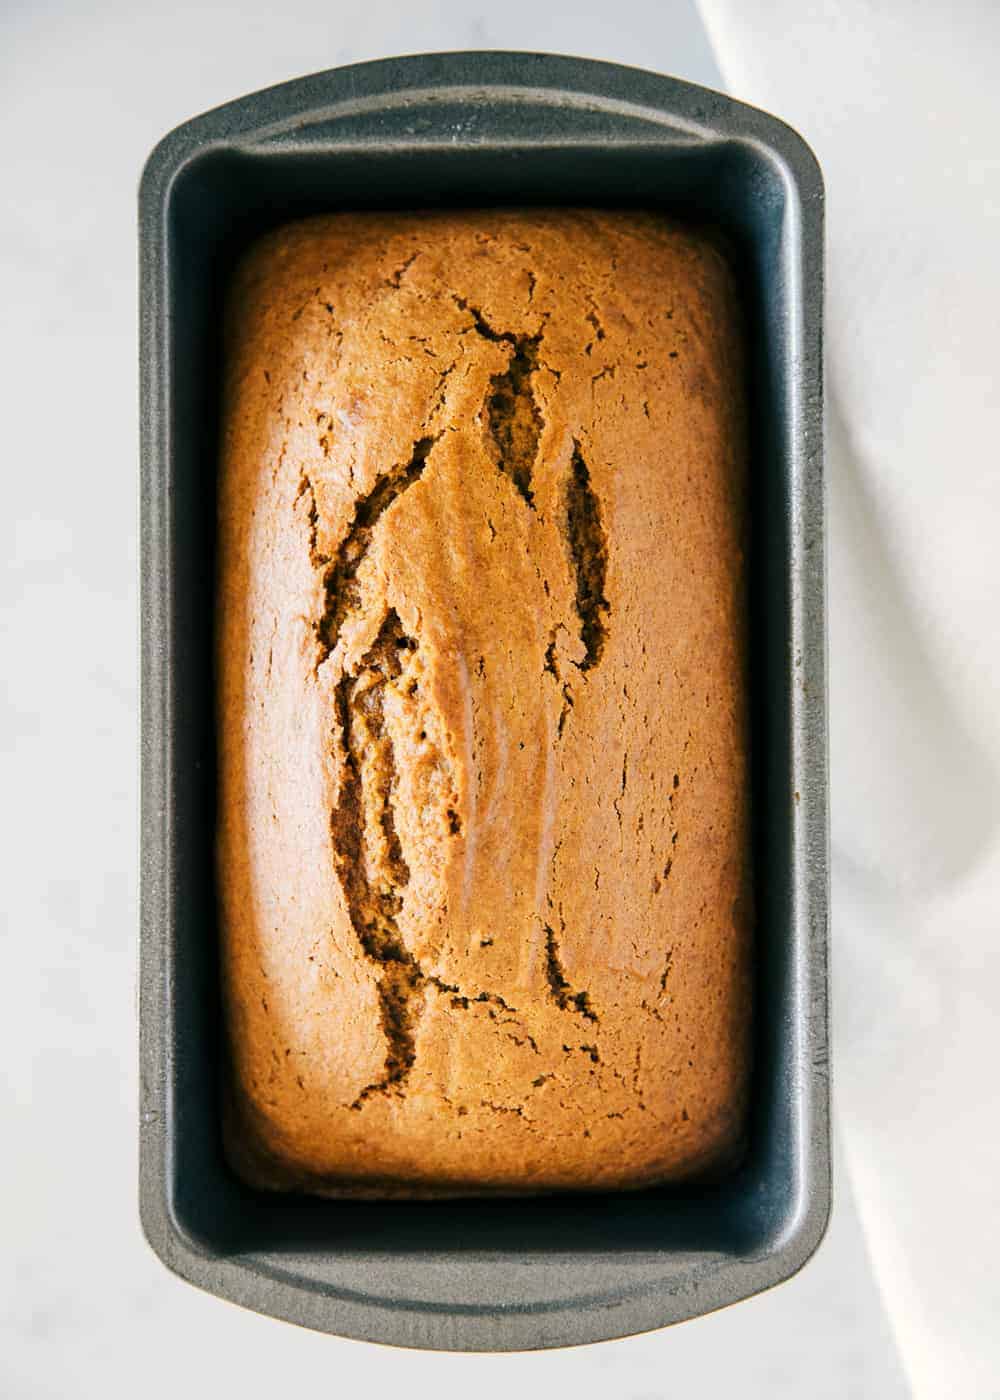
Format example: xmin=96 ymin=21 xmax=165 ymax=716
xmin=217 ymin=210 xmax=751 ymax=1195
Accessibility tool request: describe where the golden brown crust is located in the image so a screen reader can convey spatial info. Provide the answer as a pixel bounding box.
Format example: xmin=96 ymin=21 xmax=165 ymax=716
xmin=217 ymin=210 xmax=751 ymax=1195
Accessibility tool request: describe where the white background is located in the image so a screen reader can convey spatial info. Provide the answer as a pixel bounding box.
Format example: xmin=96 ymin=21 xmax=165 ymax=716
xmin=8 ymin=1 xmax=994 ymax=1396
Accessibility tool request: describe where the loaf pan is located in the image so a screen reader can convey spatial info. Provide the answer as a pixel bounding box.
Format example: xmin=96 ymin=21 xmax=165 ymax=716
xmin=139 ymin=51 xmax=828 ymax=1351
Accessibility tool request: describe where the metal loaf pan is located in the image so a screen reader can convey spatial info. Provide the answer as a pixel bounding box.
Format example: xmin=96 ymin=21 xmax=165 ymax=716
xmin=139 ymin=51 xmax=828 ymax=1351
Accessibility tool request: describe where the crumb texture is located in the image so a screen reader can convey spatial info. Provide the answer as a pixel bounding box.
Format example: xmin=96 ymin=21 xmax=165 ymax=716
xmin=217 ymin=210 xmax=751 ymax=1195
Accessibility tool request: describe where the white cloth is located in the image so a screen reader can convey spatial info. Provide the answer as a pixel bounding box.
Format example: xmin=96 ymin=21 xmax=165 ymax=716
xmin=698 ymin=3 xmax=1000 ymax=1396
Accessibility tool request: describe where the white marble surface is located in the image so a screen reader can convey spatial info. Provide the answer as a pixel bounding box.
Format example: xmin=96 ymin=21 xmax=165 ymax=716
xmin=0 ymin=2 xmax=908 ymax=1396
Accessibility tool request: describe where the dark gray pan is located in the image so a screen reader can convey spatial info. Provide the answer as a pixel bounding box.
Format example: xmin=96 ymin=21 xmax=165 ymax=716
xmin=139 ymin=50 xmax=829 ymax=1351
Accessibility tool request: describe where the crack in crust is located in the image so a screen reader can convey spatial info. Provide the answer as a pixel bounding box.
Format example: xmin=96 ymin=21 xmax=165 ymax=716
xmin=565 ymin=443 xmax=610 ymax=672
xmin=315 ymin=436 xmax=437 ymax=665
xmin=331 ymin=615 xmax=526 ymax=1107
xmin=544 ymin=922 xmax=598 ymax=1023
xmin=486 ymin=336 xmax=542 ymax=508
xmin=331 ymin=613 xmax=425 ymax=1107
xmin=454 ymin=297 xmax=543 ymax=509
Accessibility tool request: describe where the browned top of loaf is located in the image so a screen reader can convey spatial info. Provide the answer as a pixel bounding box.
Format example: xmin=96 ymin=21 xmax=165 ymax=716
xmin=217 ymin=209 xmax=751 ymax=1194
